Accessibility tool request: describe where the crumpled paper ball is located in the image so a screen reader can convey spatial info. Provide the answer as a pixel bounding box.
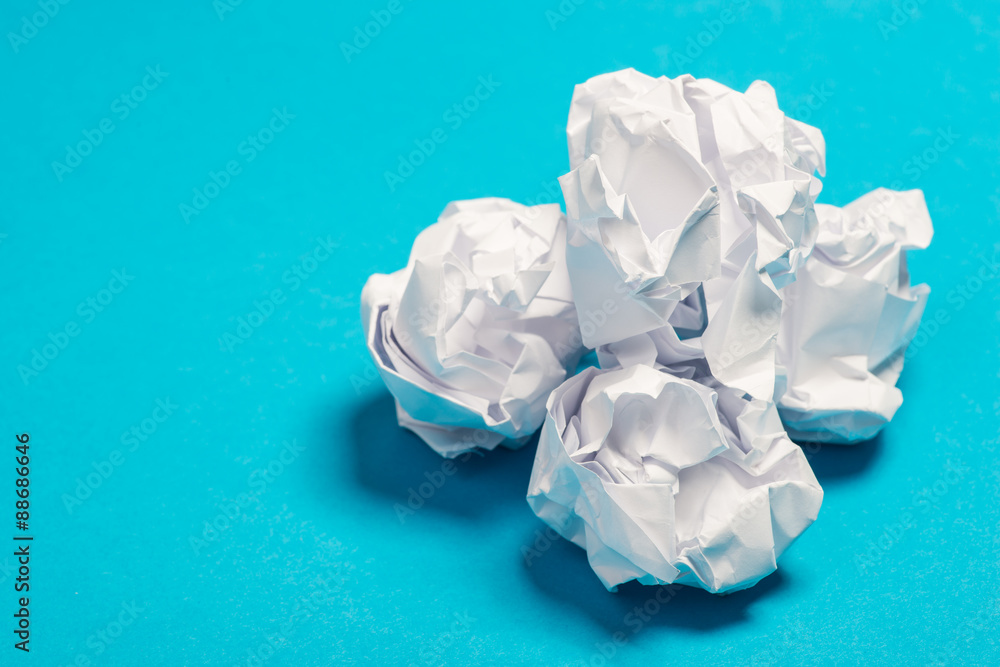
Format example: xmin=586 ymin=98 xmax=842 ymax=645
xmin=526 ymin=364 xmax=823 ymax=593
xmin=561 ymin=68 xmax=825 ymax=400
xmin=361 ymin=198 xmax=584 ymax=457
xmin=775 ymin=188 xmax=933 ymax=443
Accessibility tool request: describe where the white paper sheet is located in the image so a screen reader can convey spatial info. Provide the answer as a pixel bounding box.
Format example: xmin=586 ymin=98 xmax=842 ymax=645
xmin=361 ymin=198 xmax=584 ymax=457
xmin=527 ymin=364 xmax=823 ymax=593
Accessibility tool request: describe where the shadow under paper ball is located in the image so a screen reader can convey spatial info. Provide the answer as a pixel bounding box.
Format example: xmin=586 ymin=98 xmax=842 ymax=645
xmin=794 ymin=432 xmax=883 ymax=484
xmin=346 ymin=390 xmax=536 ymax=520
xmin=520 ymin=526 xmax=788 ymax=634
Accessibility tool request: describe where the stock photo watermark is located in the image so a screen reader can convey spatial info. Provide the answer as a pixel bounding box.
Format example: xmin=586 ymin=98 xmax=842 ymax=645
xmin=925 ymin=597 xmax=1000 ymax=666
xmin=239 ymin=573 xmax=340 ymax=666
xmin=7 ymin=0 xmax=73 ymax=53
xmin=217 ymin=235 xmax=337 ymax=352
xmin=878 ymin=0 xmax=930 ymax=40
xmin=235 ymin=527 xmax=359 ymax=667
xmin=522 ymin=178 xmax=563 ymax=210
xmin=854 ymin=458 xmax=969 ymax=574
xmin=570 ymin=584 xmax=683 ymax=666
xmin=61 ymin=398 xmax=180 ymax=514
xmin=214 ymin=0 xmax=246 ymax=21
xmin=900 ymin=248 xmax=995 ymax=365
xmin=788 ymin=81 xmax=835 ymax=124
xmin=17 ymin=269 xmax=134 ymax=385
xmin=893 ymin=127 xmax=959 ymax=185
xmin=394 ymin=447 xmax=486 ymax=524
xmin=545 ymin=0 xmax=587 ymax=30
xmin=179 ymin=107 xmax=295 ymax=223
xmin=188 ymin=439 xmax=306 ymax=555
xmin=384 ymin=75 xmax=501 ymax=192
xmin=409 ymin=611 xmax=477 ymax=667
xmin=655 ymin=0 xmax=751 ymax=72
xmin=59 ymin=600 xmax=146 ymax=667
xmin=51 ymin=66 xmax=169 ymax=182
xmin=750 ymin=620 xmax=812 ymax=666
xmin=340 ymin=0 xmax=411 ymax=62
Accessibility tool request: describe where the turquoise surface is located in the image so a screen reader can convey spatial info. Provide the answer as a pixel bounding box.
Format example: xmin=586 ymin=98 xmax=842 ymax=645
xmin=2 ymin=0 xmax=999 ymax=664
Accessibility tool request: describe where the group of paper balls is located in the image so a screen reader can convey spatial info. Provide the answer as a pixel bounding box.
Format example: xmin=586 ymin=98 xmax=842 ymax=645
xmin=362 ymin=68 xmax=932 ymax=593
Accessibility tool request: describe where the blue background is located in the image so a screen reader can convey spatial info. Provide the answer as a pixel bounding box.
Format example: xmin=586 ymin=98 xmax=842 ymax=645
xmin=2 ymin=0 xmax=999 ymax=664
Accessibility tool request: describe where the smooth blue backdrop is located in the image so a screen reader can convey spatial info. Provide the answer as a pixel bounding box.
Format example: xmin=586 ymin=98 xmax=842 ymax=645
xmin=2 ymin=1 xmax=999 ymax=664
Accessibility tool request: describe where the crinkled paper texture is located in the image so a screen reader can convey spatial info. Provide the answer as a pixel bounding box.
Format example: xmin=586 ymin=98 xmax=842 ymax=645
xmin=561 ymin=68 xmax=826 ymax=401
xmin=775 ymin=188 xmax=933 ymax=443
xmin=358 ymin=69 xmax=933 ymax=601
xmin=361 ymin=198 xmax=584 ymax=457
xmin=527 ymin=365 xmax=823 ymax=593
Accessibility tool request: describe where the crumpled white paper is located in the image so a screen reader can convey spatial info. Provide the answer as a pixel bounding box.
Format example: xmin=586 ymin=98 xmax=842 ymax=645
xmin=775 ymin=188 xmax=933 ymax=443
xmin=358 ymin=65 xmax=933 ymax=597
xmin=561 ymin=68 xmax=825 ymax=400
xmin=361 ymin=198 xmax=584 ymax=457
xmin=527 ymin=364 xmax=823 ymax=593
